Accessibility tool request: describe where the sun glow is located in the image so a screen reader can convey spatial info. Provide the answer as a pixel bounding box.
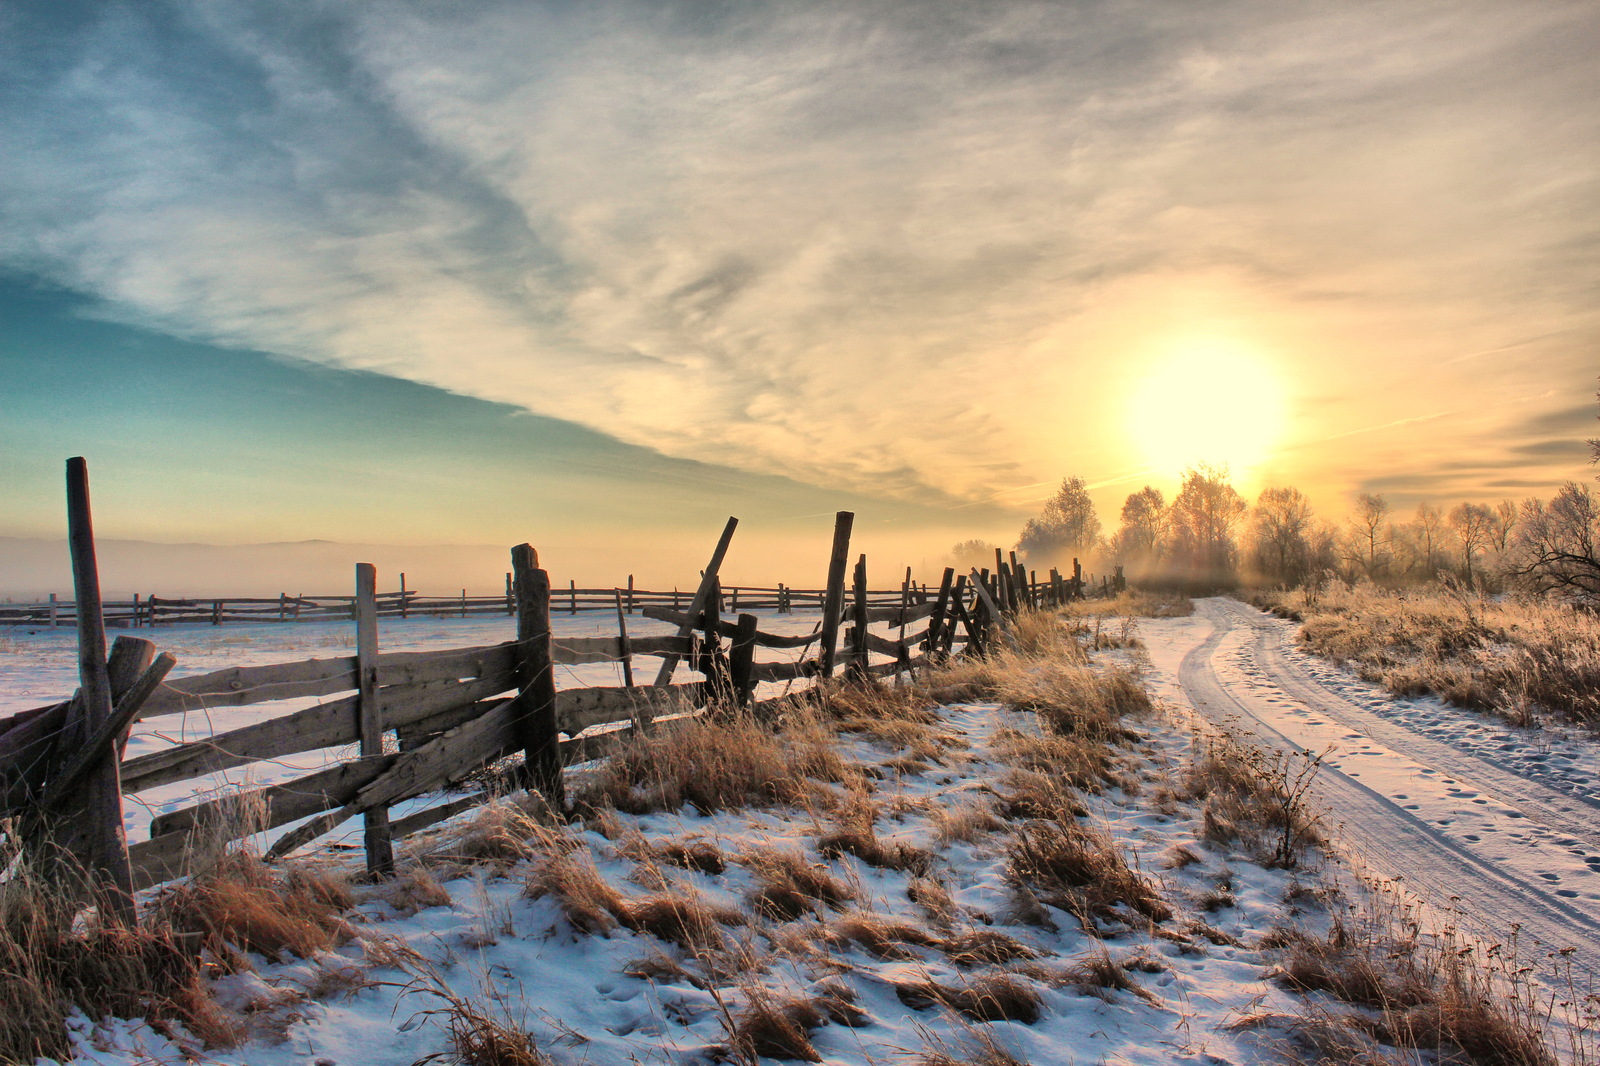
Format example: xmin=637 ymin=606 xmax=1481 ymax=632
xmin=1130 ymin=343 xmax=1286 ymax=478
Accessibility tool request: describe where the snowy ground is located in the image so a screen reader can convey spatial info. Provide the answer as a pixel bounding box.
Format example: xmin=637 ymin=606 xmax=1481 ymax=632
xmin=1142 ymin=598 xmax=1600 ymax=985
xmin=0 ymin=609 xmax=839 ymax=853
xmin=52 ymin=653 xmax=1342 ymax=1066
xmin=13 ymin=597 xmax=1598 ymax=1064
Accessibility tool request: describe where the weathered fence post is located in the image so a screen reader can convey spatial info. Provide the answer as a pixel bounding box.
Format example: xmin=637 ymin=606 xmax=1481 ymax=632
xmin=926 ymin=567 xmax=955 ymax=658
xmin=401 ymin=573 xmax=410 ymax=619
xmin=627 ymin=574 xmax=635 ymax=614
xmin=613 ymin=589 xmax=635 ymax=688
xmin=818 ymin=511 xmax=854 ymax=678
xmin=63 ymin=457 xmax=135 ymax=925
xmin=849 ymin=554 xmax=870 ymax=678
xmin=729 ymin=613 xmax=758 ymax=708
xmin=353 ymin=563 xmax=394 ymax=878
xmin=512 ymin=544 xmax=564 ymax=806
xmin=652 ymin=518 xmax=738 ymax=687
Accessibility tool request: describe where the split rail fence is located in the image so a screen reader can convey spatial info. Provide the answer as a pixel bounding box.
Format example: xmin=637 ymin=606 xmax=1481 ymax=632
xmin=0 ymin=462 xmax=1097 ymax=918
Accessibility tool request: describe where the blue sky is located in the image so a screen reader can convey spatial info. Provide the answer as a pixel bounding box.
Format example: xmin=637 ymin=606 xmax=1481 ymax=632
xmin=3 ymin=0 xmax=1598 ymax=587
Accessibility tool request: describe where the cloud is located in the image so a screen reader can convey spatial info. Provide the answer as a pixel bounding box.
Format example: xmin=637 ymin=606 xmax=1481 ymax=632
xmin=3 ymin=0 xmax=1599 ymax=504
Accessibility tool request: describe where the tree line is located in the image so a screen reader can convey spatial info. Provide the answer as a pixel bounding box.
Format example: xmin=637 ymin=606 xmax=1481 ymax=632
xmin=951 ymin=467 xmax=1600 ymax=599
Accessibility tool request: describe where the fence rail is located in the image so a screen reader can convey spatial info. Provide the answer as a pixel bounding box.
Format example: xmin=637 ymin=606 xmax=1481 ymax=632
xmin=1 ymin=503 xmax=1099 ymax=901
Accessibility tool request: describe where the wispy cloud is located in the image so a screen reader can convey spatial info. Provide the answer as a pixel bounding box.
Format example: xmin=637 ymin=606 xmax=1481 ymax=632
xmin=3 ymin=0 xmax=1598 ymax=505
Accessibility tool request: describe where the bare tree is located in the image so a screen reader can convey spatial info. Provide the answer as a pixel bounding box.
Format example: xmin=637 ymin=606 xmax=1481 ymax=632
xmin=1250 ymin=486 xmax=1315 ymax=585
xmin=1488 ymin=499 xmax=1518 ymax=554
xmin=1348 ymin=493 xmax=1392 ymax=578
xmin=1413 ymin=502 xmax=1446 ymax=576
xmin=1509 ymin=483 xmax=1600 ymax=600
xmin=1113 ymin=486 xmax=1167 ymax=557
xmin=1017 ymin=477 xmax=1101 ymax=562
xmin=1169 ymin=465 xmax=1247 ymax=585
xmin=1448 ymin=502 xmax=1493 ymax=584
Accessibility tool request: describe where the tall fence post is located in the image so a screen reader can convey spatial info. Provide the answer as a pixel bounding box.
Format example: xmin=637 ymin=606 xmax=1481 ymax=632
xmin=512 ymin=545 xmax=564 ymax=805
xmin=849 ymin=554 xmax=870 ymax=677
xmin=354 ymin=563 xmax=394 ymax=878
xmin=729 ymin=613 xmax=758 ymax=708
xmin=63 ymin=457 xmax=135 ymax=925
xmin=926 ymin=567 xmax=955 ymax=658
xmin=818 ymin=511 xmax=854 ymax=678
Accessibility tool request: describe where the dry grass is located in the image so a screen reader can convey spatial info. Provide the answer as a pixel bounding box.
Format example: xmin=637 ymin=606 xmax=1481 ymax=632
xmin=523 ymin=844 xmax=741 ymax=950
xmin=816 ymin=792 xmax=932 ymax=874
xmin=1004 ymin=816 xmax=1172 ymax=933
xmin=820 ymin=909 xmax=940 ymax=958
xmin=1183 ymin=728 xmax=1325 ymax=868
xmin=740 ymin=846 xmax=858 ymax=921
xmin=157 ymin=852 xmax=354 ymax=968
xmin=1255 ymin=582 xmax=1600 ymax=728
xmin=1061 ymin=948 xmax=1158 ymax=1003
xmin=0 ymin=855 xmax=239 ymax=1062
xmin=894 ymin=972 xmax=1044 ymax=1024
xmin=1265 ymin=915 xmax=1556 ymax=1066
xmin=941 ymin=929 xmax=1038 ymax=967
xmin=383 ymin=866 xmax=455 ymax=916
xmin=402 ymin=967 xmax=552 ymax=1066
xmin=725 ymin=989 xmax=829 ymax=1062
xmin=933 ymin=799 xmax=1006 ymax=844
xmin=576 ymin=707 xmax=846 ymax=814
xmin=426 ymin=795 xmax=553 ymax=868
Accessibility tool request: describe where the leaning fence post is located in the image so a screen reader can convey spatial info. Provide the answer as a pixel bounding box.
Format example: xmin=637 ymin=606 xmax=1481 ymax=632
xmin=354 ymin=563 xmax=394 ymax=878
xmin=512 ymin=544 xmax=564 ymax=806
xmin=653 ymin=518 xmax=739 ymax=687
xmin=613 ymin=589 xmax=635 ymax=689
xmin=818 ymin=511 xmax=854 ymax=678
xmin=63 ymin=457 xmax=135 ymax=925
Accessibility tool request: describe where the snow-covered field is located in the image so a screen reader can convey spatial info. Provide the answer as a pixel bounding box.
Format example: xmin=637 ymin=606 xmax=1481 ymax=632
xmin=9 ymin=597 xmax=1599 ymax=1065
xmin=0 ymin=609 xmax=836 ymax=851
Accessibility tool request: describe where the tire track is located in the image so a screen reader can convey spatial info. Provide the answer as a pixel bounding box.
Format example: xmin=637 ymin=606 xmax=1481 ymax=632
xmin=1173 ymin=598 xmax=1600 ymax=973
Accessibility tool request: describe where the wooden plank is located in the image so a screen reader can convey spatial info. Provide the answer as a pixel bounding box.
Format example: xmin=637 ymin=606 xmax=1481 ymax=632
xmin=119 ymin=670 xmax=518 ymax=794
xmin=613 ymin=590 xmax=634 ymax=689
xmin=389 ymin=791 xmax=490 ymax=841
xmin=138 ymin=641 xmax=523 ymax=720
xmin=558 ymin=682 xmax=703 ymax=735
xmin=653 ymin=517 xmax=739 ymax=686
xmin=638 ymin=607 xmax=820 ymax=649
xmin=147 ymin=754 xmax=398 ymax=838
xmin=750 ymin=660 xmax=814 ymax=683
xmin=549 ymin=634 xmax=690 ymax=664
xmin=264 ymin=697 xmax=523 ymax=860
xmin=355 ymin=563 xmax=393 ymax=878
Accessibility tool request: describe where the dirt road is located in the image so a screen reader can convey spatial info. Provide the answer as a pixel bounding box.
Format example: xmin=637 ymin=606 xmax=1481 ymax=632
xmin=1147 ymin=597 xmax=1600 ymax=978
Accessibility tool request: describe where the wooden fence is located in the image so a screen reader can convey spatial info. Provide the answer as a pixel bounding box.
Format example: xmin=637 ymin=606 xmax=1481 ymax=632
xmin=0 ymin=581 xmax=973 ymax=628
xmin=0 ymin=481 xmax=1093 ymax=913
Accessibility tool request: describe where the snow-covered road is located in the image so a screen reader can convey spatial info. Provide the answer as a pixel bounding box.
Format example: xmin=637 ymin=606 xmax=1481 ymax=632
xmin=1143 ymin=598 xmax=1600 ymax=981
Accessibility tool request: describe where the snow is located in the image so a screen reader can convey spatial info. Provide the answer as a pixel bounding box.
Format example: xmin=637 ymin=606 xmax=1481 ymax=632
xmin=13 ymin=596 xmax=1600 ymax=1063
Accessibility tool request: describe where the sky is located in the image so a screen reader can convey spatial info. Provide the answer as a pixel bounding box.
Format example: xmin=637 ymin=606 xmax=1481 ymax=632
xmin=2 ymin=0 xmax=1598 ymax=592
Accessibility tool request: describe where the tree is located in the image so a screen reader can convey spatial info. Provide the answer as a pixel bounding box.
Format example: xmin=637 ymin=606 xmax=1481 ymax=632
xmin=1412 ymin=502 xmax=1446 ymax=577
xmin=1448 ymin=502 xmax=1493 ymax=584
xmin=1508 ymin=483 xmax=1600 ymax=600
xmin=1168 ymin=465 xmax=1247 ymax=585
xmin=1348 ymin=493 xmax=1392 ymax=578
xmin=1249 ymin=486 xmax=1315 ymax=585
xmin=1017 ymin=476 xmax=1101 ymax=562
xmin=1488 ymin=499 xmax=1518 ymax=554
xmin=949 ymin=539 xmax=999 ymax=571
xmin=1113 ymin=487 xmax=1166 ymax=557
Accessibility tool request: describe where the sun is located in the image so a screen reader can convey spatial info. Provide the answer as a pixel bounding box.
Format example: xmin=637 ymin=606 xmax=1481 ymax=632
xmin=1130 ymin=343 xmax=1286 ymax=478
